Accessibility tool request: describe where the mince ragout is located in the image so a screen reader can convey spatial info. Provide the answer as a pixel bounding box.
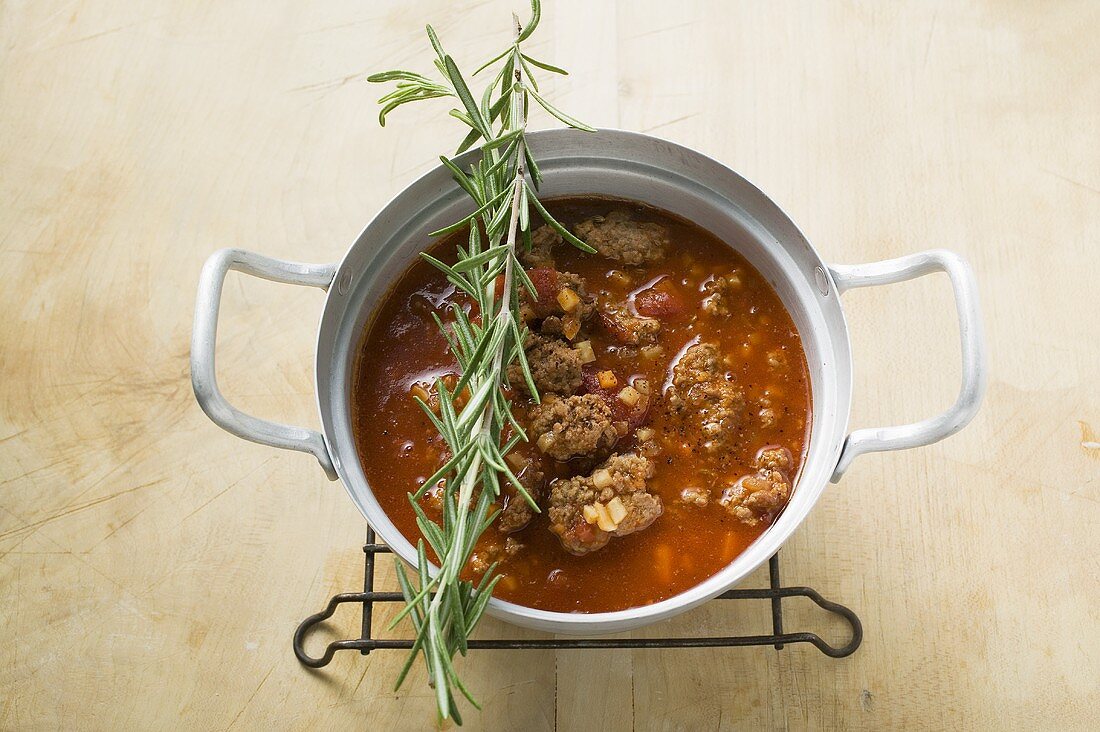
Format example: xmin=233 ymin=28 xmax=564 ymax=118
xmin=352 ymin=197 xmax=810 ymax=613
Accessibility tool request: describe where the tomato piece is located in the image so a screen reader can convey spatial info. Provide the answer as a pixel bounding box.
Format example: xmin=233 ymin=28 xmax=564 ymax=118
xmin=597 ymin=311 xmax=630 ymax=344
xmin=525 ymin=268 xmax=561 ymax=317
xmin=633 ymin=286 xmax=685 ymax=318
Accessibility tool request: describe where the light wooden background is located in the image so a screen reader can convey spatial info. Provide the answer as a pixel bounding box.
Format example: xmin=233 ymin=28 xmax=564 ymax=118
xmin=2 ymin=1 xmax=1097 ymax=729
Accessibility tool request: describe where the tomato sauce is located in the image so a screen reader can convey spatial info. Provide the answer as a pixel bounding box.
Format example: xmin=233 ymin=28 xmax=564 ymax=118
xmin=351 ymin=197 xmax=810 ymax=612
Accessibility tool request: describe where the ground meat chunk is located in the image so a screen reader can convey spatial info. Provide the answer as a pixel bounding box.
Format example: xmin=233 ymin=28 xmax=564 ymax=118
xmin=573 ymin=210 xmax=668 ymax=266
xmin=757 ymin=395 xmax=777 ymax=428
xmin=529 ymin=394 xmax=619 ymax=461
xmin=666 ymin=343 xmax=746 ymax=452
xmin=548 ymin=453 xmax=662 ymax=555
xmin=468 ymin=536 xmax=524 ymax=575
xmin=719 ymin=447 xmax=793 ymax=526
xmin=599 ymin=302 xmax=661 ymax=346
xmin=498 ymin=493 xmax=536 ymax=533
xmin=508 ymin=334 xmax=583 ymax=396
xmin=497 ymin=465 xmax=544 ymax=533
xmin=679 ymin=486 xmax=710 ymax=507
xmin=701 ymin=272 xmax=743 ymax=316
xmin=519 ymin=225 xmax=561 ymax=268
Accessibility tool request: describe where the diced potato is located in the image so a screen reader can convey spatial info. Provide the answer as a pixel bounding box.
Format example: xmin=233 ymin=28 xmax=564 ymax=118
xmin=595 ymin=502 xmax=617 ymax=532
xmin=597 ymin=370 xmax=618 ymax=389
xmin=633 ymin=379 xmax=650 ymax=395
xmin=592 ymin=468 xmax=613 ymax=488
xmin=562 ymin=316 xmax=581 ymax=341
xmin=635 ymin=428 xmax=655 ymax=441
xmin=607 ymin=496 xmax=627 ymax=524
xmin=537 ymin=433 xmax=554 ymax=453
xmin=574 ymin=340 xmax=597 ymax=364
xmin=640 ymin=345 xmax=662 ymax=360
xmin=582 ymin=504 xmax=600 ymax=524
xmin=557 ymin=287 xmax=580 ymax=312
xmin=618 ymin=386 xmax=641 ymax=406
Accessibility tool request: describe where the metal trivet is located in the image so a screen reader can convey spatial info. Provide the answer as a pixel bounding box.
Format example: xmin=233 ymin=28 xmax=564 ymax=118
xmin=294 ymin=528 xmax=862 ymax=667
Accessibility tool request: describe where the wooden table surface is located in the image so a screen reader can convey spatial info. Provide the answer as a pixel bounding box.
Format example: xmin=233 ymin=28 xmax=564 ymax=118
xmin=2 ymin=1 xmax=1097 ymax=729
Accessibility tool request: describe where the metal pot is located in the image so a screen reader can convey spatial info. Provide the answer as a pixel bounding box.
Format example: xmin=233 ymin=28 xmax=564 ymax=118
xmin=191 ymin=129 xmax=986 ymax=634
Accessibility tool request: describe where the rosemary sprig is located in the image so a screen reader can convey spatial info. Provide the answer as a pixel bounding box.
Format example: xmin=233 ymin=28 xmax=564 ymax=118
xmin=367 ymin=0 xmax=592 ymax=723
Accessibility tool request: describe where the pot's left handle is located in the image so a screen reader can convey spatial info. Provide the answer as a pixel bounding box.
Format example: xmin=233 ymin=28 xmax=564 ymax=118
xmin=829 ymin=249 xmax=987 ymax=482
xmin=191 ymin=248 xmax=339 ymax=480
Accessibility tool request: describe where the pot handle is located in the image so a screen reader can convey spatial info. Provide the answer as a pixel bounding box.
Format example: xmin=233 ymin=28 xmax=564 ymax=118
xmin=828 ymin=249 xmax=986 ymax=482
xmin=191 ymin=248 xmax=339 ymax=479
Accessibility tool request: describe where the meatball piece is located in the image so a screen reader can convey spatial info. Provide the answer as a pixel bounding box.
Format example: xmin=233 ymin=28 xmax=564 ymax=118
xmin=701 ymin=272 xmax=742 ymax=316
xmin=666 ymin=343 xmax=746 ymax=452
xmin=519 ymin=225 xmax=561 ymax=268
xmin=498 ymin=494 xmax=535 ymax=533
xmin=548 ymin=453 xmax=661 ymax=555
xmin=497 ymin=465 xmax=544 ymax=534
xmin=599 ymin=303 xmax=661 ymax=346
xmin=679 ymin=486 xmax=710 ymax=507
xmin=757 ymin=395 xmax=777 ymax=428
xmin=508 ymin=334 xmax=583 ymax=397
xmin=520 ymin=268 xmax=596 ymax=340
xmin=756 ymin=447 xmax=792 ymax=472
xmin=719 ymin=446 xmax=794 ymax=526
xmin=468 ymin=536 xmax=524 ymax=575
xmin=573 ymin=210 xmax=668 ymax=266
xmin=529 ymin=394 xmax=619 ymax=461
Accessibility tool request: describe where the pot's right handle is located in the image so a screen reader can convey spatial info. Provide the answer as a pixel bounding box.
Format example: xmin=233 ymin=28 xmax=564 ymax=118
xmin=828 ymin=249 xmax=987 ymax=482
xmin=191 ymin=248 xmax=339 ymax=479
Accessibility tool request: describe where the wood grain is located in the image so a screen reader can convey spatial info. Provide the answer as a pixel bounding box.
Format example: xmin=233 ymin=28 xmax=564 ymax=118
xmin=1 ymin=0 xmax=1097 ymax=729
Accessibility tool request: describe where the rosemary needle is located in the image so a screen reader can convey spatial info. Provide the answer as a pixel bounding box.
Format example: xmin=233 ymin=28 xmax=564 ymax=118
xmin=367 ymin=0 xmax=592 ymax=723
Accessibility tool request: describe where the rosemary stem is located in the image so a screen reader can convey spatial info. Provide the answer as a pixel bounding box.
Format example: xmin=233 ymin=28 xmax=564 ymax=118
xmin=422 ymin=11 xmax=527 ymax=652
xmin=366 ymin=2 xmax=593 ymax=720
